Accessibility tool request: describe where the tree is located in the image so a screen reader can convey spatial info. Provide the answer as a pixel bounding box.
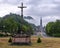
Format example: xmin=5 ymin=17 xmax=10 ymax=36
xmin=46 ymin=22 xmax=54 ymax=36
xmin=1 ymin=17 xmax=18 ymax=35
xmin=46 ymin=20 xmax=60 ymax=37
xmin=0 ymin=13 xmax=34 ymax=36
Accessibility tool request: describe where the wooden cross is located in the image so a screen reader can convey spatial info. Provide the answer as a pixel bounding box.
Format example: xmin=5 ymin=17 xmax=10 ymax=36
xmin=18 ymin=2 xmax=26 ymax=18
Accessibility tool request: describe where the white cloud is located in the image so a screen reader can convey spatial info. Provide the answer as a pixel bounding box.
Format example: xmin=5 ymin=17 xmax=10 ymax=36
xmin=0 ymin=3 xmax=20 ymax=17
xmin=0 ymin=0 xmax=3 ymax=2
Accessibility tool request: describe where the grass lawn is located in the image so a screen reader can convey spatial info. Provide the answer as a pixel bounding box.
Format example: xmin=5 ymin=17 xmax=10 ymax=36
xmin=0 ymin=36 xmax=60 ymax=48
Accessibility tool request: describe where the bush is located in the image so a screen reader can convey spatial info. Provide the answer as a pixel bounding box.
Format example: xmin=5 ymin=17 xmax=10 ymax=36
xmin=0 ymin=34 xmax=5 ymax=37
xmin=8 ymin=37 xmax=12 ymax=43
xmin=37 ymin=38 xmax=41 ymax=43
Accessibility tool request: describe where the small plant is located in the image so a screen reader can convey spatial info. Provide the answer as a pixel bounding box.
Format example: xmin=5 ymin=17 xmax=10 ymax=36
xmin=37 ymin=37 xmax=41 ymax=43
xmin=0 ymin=34 xmax=5 ymax=37
xmin=8 ymin=37 xmax=12 ymax=43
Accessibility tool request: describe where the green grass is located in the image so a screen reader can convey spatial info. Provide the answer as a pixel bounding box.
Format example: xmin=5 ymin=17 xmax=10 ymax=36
xmin=0 ymin=37 xmax=60 ymax=48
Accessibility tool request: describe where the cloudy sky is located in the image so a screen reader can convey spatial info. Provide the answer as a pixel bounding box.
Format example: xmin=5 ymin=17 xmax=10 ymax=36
xmin=0 ymin=0 xmax=60 ymax=26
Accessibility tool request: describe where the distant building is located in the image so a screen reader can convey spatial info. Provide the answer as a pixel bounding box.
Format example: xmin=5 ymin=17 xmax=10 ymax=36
xmin=40 ymin=17 xmax=43 ymax=32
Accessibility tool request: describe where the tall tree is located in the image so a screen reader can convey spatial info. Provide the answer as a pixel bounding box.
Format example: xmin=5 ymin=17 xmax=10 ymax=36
xmin=46 ymin=20 xmax=60 ymax=37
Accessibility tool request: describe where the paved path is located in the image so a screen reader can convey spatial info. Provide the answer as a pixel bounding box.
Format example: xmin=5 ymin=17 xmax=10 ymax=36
xmin=35 ymin=31 xmax=50 ymax=38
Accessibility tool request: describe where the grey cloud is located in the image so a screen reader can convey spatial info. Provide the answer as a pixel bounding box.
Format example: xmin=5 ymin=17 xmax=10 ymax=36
xmin=28 ymin=0 xmax=41 ymax=6
xmin=25 ymin=0 xmax=60 ymax=17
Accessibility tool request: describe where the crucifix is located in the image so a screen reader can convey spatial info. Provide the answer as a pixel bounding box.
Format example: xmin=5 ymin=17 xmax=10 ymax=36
xmin=18 ymin=2 xmax=26 ymax=18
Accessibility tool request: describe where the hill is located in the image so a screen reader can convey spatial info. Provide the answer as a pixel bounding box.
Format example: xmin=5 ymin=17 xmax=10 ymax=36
xmin=0 ymin=13 xmax=34 ymax=36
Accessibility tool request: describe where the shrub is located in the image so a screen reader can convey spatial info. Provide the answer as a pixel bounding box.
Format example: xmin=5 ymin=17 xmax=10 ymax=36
xmin=37 ymin=38 xmax=41 ymax=43
xmin=0 ymin=34 xmax=5 ymax=37
xmin=8 ymin=37 xmax=12 ymax=43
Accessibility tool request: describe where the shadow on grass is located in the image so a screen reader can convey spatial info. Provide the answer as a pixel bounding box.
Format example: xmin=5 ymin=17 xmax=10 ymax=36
xmin=9 ymin=43 xmax=32 ymax=46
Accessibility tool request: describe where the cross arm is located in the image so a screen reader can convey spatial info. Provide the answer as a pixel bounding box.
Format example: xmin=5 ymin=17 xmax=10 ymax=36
xmin=18 ymin=6 xmax=27 ymax=8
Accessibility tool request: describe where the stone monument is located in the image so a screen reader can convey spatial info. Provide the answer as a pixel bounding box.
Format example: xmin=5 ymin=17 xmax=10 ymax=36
xmin=12 ymin=2 xmax=31 ymax=44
